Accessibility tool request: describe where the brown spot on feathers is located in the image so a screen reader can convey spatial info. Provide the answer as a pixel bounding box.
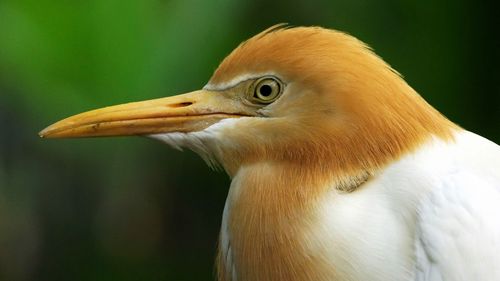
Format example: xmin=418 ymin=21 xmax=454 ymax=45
xmin=211 ymin=26 xmax=458 ymax=281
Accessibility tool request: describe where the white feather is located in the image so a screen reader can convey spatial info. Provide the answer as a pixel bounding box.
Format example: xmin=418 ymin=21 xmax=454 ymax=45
xmin=148 ymin=118 xmax=243 ymax=170
xmin=414 ymin=132 xmax=500 ymax=281
xmin=203 ymin=72 xmax=281 ymax=91
xmin=314 ymin=130 xmax=500 ymax=281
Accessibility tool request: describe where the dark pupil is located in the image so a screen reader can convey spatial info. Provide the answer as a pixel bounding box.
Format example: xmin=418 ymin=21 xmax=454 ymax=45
xmin=259 ymin=84 xmax=273 ymax=97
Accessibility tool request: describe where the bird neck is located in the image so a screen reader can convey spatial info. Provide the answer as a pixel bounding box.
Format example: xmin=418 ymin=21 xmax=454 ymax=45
xmin=217 ymin=161 xmax=369 ymax=281
xmin=216 ymin=108 xmax=459 ymax=281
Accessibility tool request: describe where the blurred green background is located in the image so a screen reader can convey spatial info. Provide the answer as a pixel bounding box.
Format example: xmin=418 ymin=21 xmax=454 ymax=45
xmin=0 ymin=0 xmax=498 ymax=280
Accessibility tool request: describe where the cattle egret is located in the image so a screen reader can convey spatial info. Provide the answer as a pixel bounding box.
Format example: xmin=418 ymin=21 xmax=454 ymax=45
xmin=40 ymin=25 xmax=500 ymax=281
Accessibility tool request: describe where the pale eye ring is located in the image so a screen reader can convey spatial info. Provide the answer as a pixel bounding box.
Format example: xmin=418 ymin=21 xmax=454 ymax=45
xmin=252 ymin=77 xmax=283 ymax=103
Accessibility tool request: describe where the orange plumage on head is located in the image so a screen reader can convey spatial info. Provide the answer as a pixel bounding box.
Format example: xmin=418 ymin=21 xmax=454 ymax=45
xmin=208 ymin=25 xmax=455 ymax=176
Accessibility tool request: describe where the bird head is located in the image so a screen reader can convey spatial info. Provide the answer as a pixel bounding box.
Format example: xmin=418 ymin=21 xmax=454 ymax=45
xmin=40 ymin=25 xmax=455 ymax=177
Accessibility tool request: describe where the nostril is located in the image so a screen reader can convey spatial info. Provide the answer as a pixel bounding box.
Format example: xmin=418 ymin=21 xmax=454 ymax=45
xmin=179 ymin=102 xmax=193 ymax=107
xmin=169 ymin=102 xmax=193 ymax=108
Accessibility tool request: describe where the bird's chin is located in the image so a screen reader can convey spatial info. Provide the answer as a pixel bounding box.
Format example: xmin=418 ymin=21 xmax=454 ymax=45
xmin=148 ymin=117 xmax=245 ymax=170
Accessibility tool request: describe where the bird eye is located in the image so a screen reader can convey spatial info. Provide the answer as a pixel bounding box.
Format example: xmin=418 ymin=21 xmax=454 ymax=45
xmin=251 ymin=77 xmax=283 ymax=104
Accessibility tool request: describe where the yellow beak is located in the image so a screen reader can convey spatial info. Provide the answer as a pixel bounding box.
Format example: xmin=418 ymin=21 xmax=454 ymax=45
xmin=39 ymin=90 xmax=246 ymax=138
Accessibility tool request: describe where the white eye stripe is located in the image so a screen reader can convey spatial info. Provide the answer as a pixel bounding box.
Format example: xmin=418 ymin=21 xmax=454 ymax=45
xmin=203 ymin=72 xmax=279 ymax=91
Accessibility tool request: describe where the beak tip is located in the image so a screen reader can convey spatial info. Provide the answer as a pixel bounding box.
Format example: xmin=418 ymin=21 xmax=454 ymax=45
xmin=38 ymin=130 xmax=47 ymax=138
xmin=39 ymin=126 xmax=54 ymax=138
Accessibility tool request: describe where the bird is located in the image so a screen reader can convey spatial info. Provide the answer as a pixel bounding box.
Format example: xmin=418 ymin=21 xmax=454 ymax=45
xmin=40 ymin=25 xmax=500 ymax=281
